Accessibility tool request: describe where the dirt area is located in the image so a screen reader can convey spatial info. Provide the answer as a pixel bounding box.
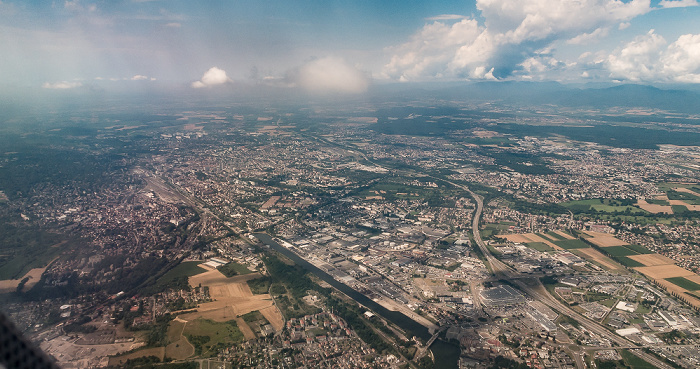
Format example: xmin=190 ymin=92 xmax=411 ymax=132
xmin=0 ymin=256 xmax=58 ymax=294
xmin=235 ymin=317 xmax=256 ymax=340
xmin=41 ymin=336 xmax=146 ymax=369
xmin=674 ymin=187 xmax=700 ymax=197
xmin=107 ymin=347 xmax=165 ymax=367
xmin=634 ymin=265 xmax=696 ymax=279
xmin=572 ymin=248 xmax=622 ymax=271
xmin=497 ymin=234 xmax=530 ymax=243
xmin=655 ymin=279 xmax=700 ymax=309
xmin=627 ymin=254 xmax=676 ymax=266
xmin=582 ymin=231 xmax=629 ymax=247
xmin=182 ymin=270 xmax=284 ymax=332
xmin=636 ymin=199 xmax=673 ymax=214
xmin=520 ymin=233 xmax=562 ymax=250
xmin=373 ymin=296 xmax=438 ymax=331
xmin=258 ymin=305 xmax=285 ymax=332
xmin=683 ymin=275 xmax=700 ymax=285
xmin=497 ymin=233 xmax=561 ymax=250
xmin=668 ymin=200 xmax=700 ymax=211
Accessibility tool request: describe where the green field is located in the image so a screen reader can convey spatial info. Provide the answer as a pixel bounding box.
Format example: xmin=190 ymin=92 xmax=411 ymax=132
xmin=665 ymin=277 xmax=700 ymax=291
xmin=183 ymin=318 xmax=244 ymax=357
xmin=667 ymin=191 xmax=700 ymax=205
xmin=151 ymin=261 xmax=207 ymax=291
xmin=0 ymin=219 xmax=71 ymax=280
xmin=602 ymin=246 xmax=639 ymax=257
xmin=590 ymin=205 xmax=647 ymax=214
xmin=646 ymin=199 xmax=670 ymax=205
xmin=482 ymin=222 xmax=514 ymax=238
xmin=623 ymin=244 xmax=653 ymax=254
xmin=619 ymin=349 xmax=656 ymax=369
xmin=560 ymin=199 xmax=647 ymax=214
xmin=241 ymin=311 xmax=267 ymax=324
xmin=613 ymin=256 xmax=645 ymax=268
xmin=671 ymin=205 xmax=690 ymax=214
xmin=247 ymin=277 xmax=271 ymax=294
xmin=526 ymin=242 xmax=554 ymax=252
xmin=545 ymin=231 xmax=567 ymax=241
xmin=553 ymin=239 xmax=589 ymax=249
xmin=217 ymin=262 xmax=253 ymax=277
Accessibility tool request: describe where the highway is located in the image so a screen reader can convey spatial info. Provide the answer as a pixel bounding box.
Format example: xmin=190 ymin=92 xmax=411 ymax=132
xmin=444 ymin=178 xmax=674 ymax=369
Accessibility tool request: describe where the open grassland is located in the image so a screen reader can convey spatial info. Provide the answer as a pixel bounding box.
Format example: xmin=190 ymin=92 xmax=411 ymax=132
xmin=217 ymin=262 xmax=253 ymax=277
xmin=150 ymin=261 xmax=207 ymax=292
xmin=0 ymin=260 xmax=56 ymax=294
xmin=107 ymin=347 xmax=165 ymax=367
xmin=164 ymin=318 xmax=195 ymax=360
xmin=182 ymin=318 xmax=244 ymax=357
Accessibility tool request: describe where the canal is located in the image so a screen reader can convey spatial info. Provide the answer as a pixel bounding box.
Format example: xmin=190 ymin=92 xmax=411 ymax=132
xmin=254 ymin=233 xmax=460 ymax=368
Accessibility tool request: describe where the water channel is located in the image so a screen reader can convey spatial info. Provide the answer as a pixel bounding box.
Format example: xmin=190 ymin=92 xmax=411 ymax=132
xmin=253 ymin=233 xmax=460 ymax=368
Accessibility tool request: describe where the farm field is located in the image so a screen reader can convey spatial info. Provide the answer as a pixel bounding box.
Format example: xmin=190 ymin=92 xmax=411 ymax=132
xmin=601 ymin=246 xmax=639 ymax=257
xmin=636 ymin=199 xmax=673 ymax=214
xmin=150 ymin=261 xmax=207 ymax=292
xmin=0 ymin=260 xmax=56 ymax=294
xmin=665 ymin=277 xmax=700 ymax=291
xmin=496 ymin=233 xmax=562 ymax=250
xmin=526 ymin=242 xmax=554 ymax=252
xmin=553 ymin=239 xmax=589 ymax=250
xmin=613 ymin=256 xmax=645 ymax=268
xmin=183 ymin=271 xmax=280 ymax=322
xmin=582 ymin=231 xmax=630 ymax=247
xmin=621 ymin=244 xmax=653 ymax=254
xmin=571 ymin=248 xmax=623 ymax=272
xmin=627 ymin=254 xmax=675 ymax=266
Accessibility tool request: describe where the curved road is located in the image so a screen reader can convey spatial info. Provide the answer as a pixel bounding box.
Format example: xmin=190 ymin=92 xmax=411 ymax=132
xmin=448 ymin=179 xmax=673 ymax=369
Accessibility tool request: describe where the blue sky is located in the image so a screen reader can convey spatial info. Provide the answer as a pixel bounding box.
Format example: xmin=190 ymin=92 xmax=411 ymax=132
xmin=1 ymin=0 xmax=699 ymax=93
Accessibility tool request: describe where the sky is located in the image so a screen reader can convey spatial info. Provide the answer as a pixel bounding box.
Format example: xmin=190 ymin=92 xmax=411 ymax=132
xmin=1 ymin=0 xmax=700 ymax=95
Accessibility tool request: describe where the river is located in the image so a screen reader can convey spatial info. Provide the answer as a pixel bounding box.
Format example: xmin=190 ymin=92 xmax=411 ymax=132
xmin=253 ymin=233 xmax=460 ymax=368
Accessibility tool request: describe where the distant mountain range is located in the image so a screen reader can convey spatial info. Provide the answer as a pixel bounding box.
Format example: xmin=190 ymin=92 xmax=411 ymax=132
xmin=371 ymin=82 xmax=700 ymax=114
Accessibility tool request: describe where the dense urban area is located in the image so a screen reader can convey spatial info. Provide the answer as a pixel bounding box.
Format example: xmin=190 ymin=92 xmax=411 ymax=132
xmin=2 ymin=95 xmax=700 ymax=369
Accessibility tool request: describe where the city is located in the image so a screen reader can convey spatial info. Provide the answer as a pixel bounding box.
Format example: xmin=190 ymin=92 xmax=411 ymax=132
xmin=2 ymin=98 xmax=700 ymax=368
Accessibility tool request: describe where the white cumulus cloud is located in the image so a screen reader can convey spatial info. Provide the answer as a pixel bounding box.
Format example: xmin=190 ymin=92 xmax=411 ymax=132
xmin=567 ymin=27 xmax=610 ymax=45
xmin=42 ymin=81 xmax=83 ymax=89
xmin=288 ymin=57 xmax=369 ymax=94
xmin=384 ymin=0 xmax=655 ymax=81
xmin=426 ymin=14 xmax=467 ymax=21
xmin=659 ymin=0 xmax=699 ymax=8
xmin=191 ymin=67 xmax=232 ymax=88
xmin=607 ymin=30 xmax=700 ymax=82
xmin=608 ymin=30 xmax=666 ymax=81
